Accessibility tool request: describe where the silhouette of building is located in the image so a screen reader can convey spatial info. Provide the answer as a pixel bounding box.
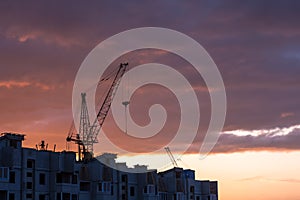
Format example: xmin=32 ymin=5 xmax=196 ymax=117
xmin=0 ymin=132 xmax=218 ymax=200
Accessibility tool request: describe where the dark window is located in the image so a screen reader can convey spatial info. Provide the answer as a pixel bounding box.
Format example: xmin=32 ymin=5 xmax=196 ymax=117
xmin=175 ymin=171 xmax=181 ymax=178
xmin=72 ymin=175 xmax=77 ymax=184
xmin=196 ymin=197 xmax=200 ymax=200
xmin=56 ymin=193 xmax=61 ymax=200
xmin=71 ymin=194 xmax=77 ymax=200
xmin=56 ymin=172 xmax=75 ymax=184
xmin=122 ymin=194 xmax=126 ymax=200
xmin=80 ymin=182 xmax=90 ymax=191
xmin=98 ymin=182 xmax=111 ymax=192
xmin=99 ymin=182 xmax=102 ymax=191
xmin=26 ymin=193 xmax=32 ymax=198
xmin=27 ymin=160 xmax=34 ymax=168
xmin=121 ymin=174 xmax=127 ymax=182
xmin=190 ymin=186 xmax=194 ymax=193
xmin=9 ymin=193 xmax=15 ymax=200
xmin=62 ymin=193 xmax=70 ymax=200
xmin=147 ymin=172 xmax=154 ymax=184
xmin=111 ymin=185 xmax=114 ymax=195
xmin=39 ymin=173 xmax=45 ymax=185
xmin=56 ymin=173 xmax=62 ymax=183
xmin=9 ymin=171 xmax=15 ymax=183
xmin=9 ymin=140 xmax=18 ymax=148
xmin=39 ymin=194 xmax=45 ymax=200
xmin=27 ymin=172 xmax=32 ymax=177
xmin=130 ymin=186 xmax=135 ymax=196
xmin=26 ymin=182 xmax=32 ymax=189
xmin=0 ymin=167 xmax=9 ymax=179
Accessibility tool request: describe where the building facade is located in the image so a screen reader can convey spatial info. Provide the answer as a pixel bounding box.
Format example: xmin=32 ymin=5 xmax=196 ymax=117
xmin=0 ymin=133 xmax=218 ymax=200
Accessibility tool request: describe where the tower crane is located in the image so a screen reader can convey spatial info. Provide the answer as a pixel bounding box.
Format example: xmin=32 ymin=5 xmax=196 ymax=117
xmin=66 ymin=63 xmax=128 ymax=160
xmin=164 ymin=147 xmax=179 ymax=168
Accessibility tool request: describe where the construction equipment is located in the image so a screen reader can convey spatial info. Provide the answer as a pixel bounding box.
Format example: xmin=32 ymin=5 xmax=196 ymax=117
xmin=165 ymin=147 xmax=178 ymax=167
xmin=66 ymin=63 xmax=128 ymax=160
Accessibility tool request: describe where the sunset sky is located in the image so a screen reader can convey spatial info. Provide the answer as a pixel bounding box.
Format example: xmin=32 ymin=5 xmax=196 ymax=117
xmin=1 ymin=1 xmax=300 ymax=200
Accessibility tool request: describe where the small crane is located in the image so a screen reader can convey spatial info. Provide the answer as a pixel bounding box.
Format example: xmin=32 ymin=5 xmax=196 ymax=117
xmin=165 ymin=147 xmax=178 ymax=168
xmin=66 ymin=63 xmax=128 ymax=160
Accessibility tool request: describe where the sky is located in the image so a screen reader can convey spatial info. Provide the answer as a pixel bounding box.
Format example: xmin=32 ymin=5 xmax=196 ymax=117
xmin=0 ymin=1 xmax=300 ymax=200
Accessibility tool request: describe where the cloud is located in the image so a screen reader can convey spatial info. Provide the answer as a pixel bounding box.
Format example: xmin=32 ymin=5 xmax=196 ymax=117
xmin=237 ymin=176 xmax=300 ymax=184
xmin=281 ymin=112 xmax=294 ymax=118
xmin=0 ymin=80 xmax=30 ymax=88
xmin=0 ymin=80 xmax=53 ymax=90
xmin=212 ymin=127 xmax=300 ymax=153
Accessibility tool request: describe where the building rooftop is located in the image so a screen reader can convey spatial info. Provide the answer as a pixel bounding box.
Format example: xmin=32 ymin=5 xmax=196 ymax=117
xmin=0 ymin=132 xmax=25 ymax=141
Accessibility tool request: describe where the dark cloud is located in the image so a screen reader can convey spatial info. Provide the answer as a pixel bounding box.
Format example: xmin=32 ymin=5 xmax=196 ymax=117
xmin=0 ymin=0 xmax=300 ymax=149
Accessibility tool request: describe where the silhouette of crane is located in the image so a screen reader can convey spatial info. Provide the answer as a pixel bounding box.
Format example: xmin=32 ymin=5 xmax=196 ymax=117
xmin=66 ymin=63 xmax=128 ymax=160
xmin=165 ymin=147 xmax=178 ymax=167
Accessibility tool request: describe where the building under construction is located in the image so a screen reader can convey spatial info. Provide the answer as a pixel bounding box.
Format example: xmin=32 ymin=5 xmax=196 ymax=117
xmin=0 ymin=132 xmax=218 ymax=200
xmin=0 ymin=63 xmax=218 ymax=200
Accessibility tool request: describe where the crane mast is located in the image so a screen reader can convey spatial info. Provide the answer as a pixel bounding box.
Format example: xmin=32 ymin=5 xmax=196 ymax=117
xmin=66 ymin=63 xmax=128 ymax=160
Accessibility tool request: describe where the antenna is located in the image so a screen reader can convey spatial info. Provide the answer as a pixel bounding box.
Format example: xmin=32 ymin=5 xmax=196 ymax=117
xmin=122 ymin=101 xmax=130 ymax=134
xmin=122 ymin=67 xmax=130 ymax=134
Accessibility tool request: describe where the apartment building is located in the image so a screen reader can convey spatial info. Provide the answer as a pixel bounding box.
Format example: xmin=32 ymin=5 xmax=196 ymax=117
xmin=0 ymin=132 xmax=218 ymax=200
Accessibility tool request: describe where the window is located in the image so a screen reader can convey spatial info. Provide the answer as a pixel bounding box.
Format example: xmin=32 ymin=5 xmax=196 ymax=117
xmin=72 ymin=175 xmax=77 ymax=184
xmin=98 ymin=182 xmax=111 ymax=192
xmin=144 ymin=185 xmax=155 ymax=194
xmin=39 ymin=173 xmax=45 ymax=185
xmin=26 ymin=182 xmax=33 ymax=189
xmin=111 ymin=184 xmax=114 ymax=195
xmin=39 ymin=194 xmax=45 ymax=200
xmin=27 ymin=160 xmax=34 ymax=168
xmin=62 ymin=193 xmax=70 ymax=200
xmin=176 ymin=193 xmax=184 ymax=200
xmin=71 ymin=194 xmax=77 ymax=200
xmin=196 ymin=197 xmax=200 ymax=200
xmin=130 ymin=186 xmax=135 ymax=196
xmin=159 ymin=193 xmax=167 ymax=200
xmin=121 ymin=174 xmax=127 ymax=182
xmin=56 ymin=173 xmax=62 ymax=183
xmin=9 ymin=193 xmax=15 ymax=200
xmin=9 ymin=171 xmax=15 ymax=183
xmin=80 ymin=182 xmax=90 ymax=191
xmin=27 ymin=172 xmax=32 ymax=177
xmin=26 ymin=193 xmax=32 ymax=199
xmin=190 ymin=186 xmax=195 ymax=193
xmin=176 ymin=171 xmax=181 ymax=178
xmin=0 ymin=167 xmax=9 ymax=181
xmin=56 ymin=172 xmax=77 ymax=184
xmin=9 ymin=140 xmax=18 ymax=148
xmin=56 ymin=193 xmax=61 ymax=200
